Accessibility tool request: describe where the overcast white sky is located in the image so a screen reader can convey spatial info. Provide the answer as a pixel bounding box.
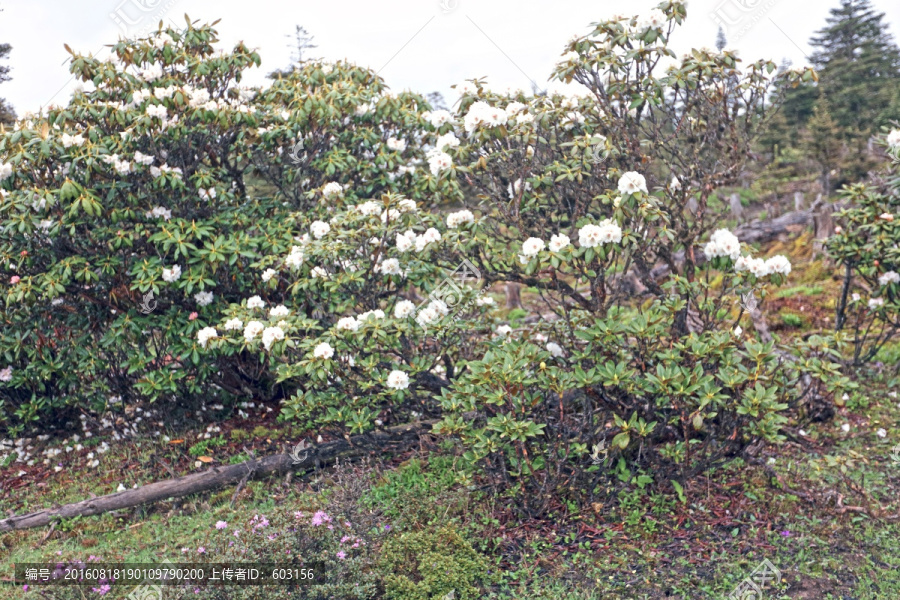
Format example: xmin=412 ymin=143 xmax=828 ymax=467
xmin=1 ymin=0 xmax=899 ymax=115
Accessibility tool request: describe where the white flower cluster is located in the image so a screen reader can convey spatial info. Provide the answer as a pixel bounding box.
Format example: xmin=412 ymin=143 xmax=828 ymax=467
xmin=0 ymin=162 xmax=12 ymax=181
xmin=162 ymin=265 xmax=181 ymax=282
xmin=549 ymin=233 xmax=571 ymax=252
xmin=424 ymin=109 xmax=452 ymax=127
xmin=322 ymin=182 xmax=343 ymax=199
xmin=639 ymin=8 xmax=668 ymax=30
xmin=887 ymin=129 xmax=900 ymax=149
xmin=415 ymin=299 xmax=449 ymax=327
xmin=703 ymin=229 xmax=742 ymax=261
xmin=285 ymin=246 xmax=305 ymax=269
xmin=387 ymin=137 xmax=407 ymax=152
xmin=247 ymin=295 xmax=266 ymax=309
xmin=878 ymin=271 xmax=900 ymax=286
xmin=147 ymin=206 xmax=172 ymax=220
xmin=195 ymin=291 xmax=214 ymax=307
xmin=521 ymin=237 xmax=545 ymax=259
xmin=617 ymin=171 xmax=648 ymax=195
xmin=447 ymin=209 xmax=475 ymax=228
xmin=134 ymin=151 xmax=154 ymax=166
xmin=394 ymin=299 xmax=416 ymax=318
xmin=376 ymin=257 xmax=404 ymax=276
xmin=386 ymin=369 xmax=410 ymax=390
xmin=199 ymin=187 xmax=216 ymax=201
xmin=463 ymin=101 xmax=508 ymax=134
xmin=734 ymin=254 xmax=792 ymax=278
xmin=578 ymin=220 xmax=622 ymax=248
xmin=150 ymin=163 xmax=183 ymax=180
xmin=427 ymin=148 xmax=453 ymax=177
xmin=197 ymin=327 xmax=217 ymax=348
xmin=310 ymin=220 xmax=331 ymax=239
xmin=60 ymin=133 xmax=85 ymax=148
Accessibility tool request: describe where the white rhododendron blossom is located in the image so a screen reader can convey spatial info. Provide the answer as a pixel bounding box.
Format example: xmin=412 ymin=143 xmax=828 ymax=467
xmin=313 ymin=342 xmax=335 ymax=360
xmin=243 ymin=320 xmax=264 ymax=341
xmin=285 ymin=246 xmax=304 ymax=269
xmin=386 ymin=370 xmax=410 ymax=390
xmin=428 ymin=151 xmax=453 ymax=176
xmin=464 ymin=101 xmax=508 ymax=133
xmin=522 ymin=237 xmax=545 ymax=257
xmin=640 ymin=8 xmax=668 ymax=29
xmin=224 ymin=318 xmax=243 ymax=331
xmin=868 ymin=298 xmax=885 ymax=309
xmin=878 ymin=271 xmax=900 ymax=286
xmin=247 ymin=295 xmax=266 ymax=309
xmin=310 ymin=220 xmax=331 ymax=239
xmin=703 ymin=229 xmax=742 ymax=261
xmin=547 ymin=342 xmax=564 ymax=357
xmin=162 ymin=265 xmax=182 ymax=282
xmin=386 ymin=137 xmax=407 ymax=152
xmin=887 ymin=129 xmax=900 ymax=149
xmin=396 ymin=233 xmax=413 ymax=252
xmin=322 ymin=182 xmax=343 ymax=199
xmin=447 ymin=210 xmax=475 ymax=228
xmin=0 ymin=366 xmax=12 ymax=382
xmin=394 ymin=300 xmax=416 ymax=319
xmin=194 ymin=291 xmax=214 ymax=307
xmin=617 ymin=171 xmax=648 ymax=195
xmin=578 ymin=220 xmax=622 ymax=248
xmin=765 ymin=255 xmax=792 ymax=276
xmin=269 ymin=305 xmax=290 ymax=318
xmin=549 ymin=233 xmax=571 ymax=252
xmin=435 ymin=132 xmax=460 ymax=151
xmin=261 ymin=326 xmax=285 ymax=350
xmin=496 ymin=325 xmax=513 ymax=337
xmin=377 ymin=258 xmax=403 ymax=276
xmin=358 ymin=309 xmax=386 ymax=322
xmin=427 ymin=109 xmax=452 ymax=127
xmin=262 ymin=268 xmax=277 ymax=282
xmin=61 ymin=133 xmax=85 ymax=148
xmin=148 ymin=206 xmax=172 ymax=220
xmin=357 ymin=201 xmax=381 ymax=216
xmin=415 ymin=228 xmax=441 ymax=252
xmin=197 ymin=327 xmax=218 ymax=348
xmin=336 ymin=316 xmax=360 ymax=332
xmin=476 ymin=295 xmax=495 ymax=306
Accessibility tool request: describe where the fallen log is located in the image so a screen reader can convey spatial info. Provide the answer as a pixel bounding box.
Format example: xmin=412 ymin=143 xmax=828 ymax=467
xmin=0 ymin=421 xmax=433 ymax=533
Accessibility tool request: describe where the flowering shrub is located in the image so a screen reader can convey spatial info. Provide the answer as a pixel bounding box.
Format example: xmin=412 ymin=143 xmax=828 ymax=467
xmin=200 ymin=192 xmax=485 ymax=434
xmin=0 ymin=21 xmax=447 ymax=434
xmin=421 ymin=3 xmax=839 ymax=505
xmin=828 ymin=130 xmax=900 ymax=366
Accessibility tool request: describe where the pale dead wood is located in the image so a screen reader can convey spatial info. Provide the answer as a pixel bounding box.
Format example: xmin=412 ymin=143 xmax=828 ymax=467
xmin=0 ymin=422 xmax=433 ymax=533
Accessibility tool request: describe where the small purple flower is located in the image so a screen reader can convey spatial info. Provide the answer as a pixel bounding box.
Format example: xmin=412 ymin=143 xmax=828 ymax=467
xmin=336 ymin=551 xmax=346 ymax=560
xmin=215 ymin=520 xmax=227 ymax=530
xmin=198 ymin=547 xmax=206 ymax=554
xmin=781 ymin=530 xmax=791 ymax=537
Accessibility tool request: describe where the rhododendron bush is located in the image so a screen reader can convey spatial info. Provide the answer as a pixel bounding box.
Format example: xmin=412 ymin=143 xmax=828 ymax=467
xmin=828 ymin=130 xmax=900 ymax=366
xmin=0 ymin=21 xmax=445 ymax=433
xmin=0 ymin=5 xmax=846 ymax=510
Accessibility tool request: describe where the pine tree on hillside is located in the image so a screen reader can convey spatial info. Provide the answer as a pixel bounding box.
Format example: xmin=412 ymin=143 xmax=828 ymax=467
xmin=0 ymin=40 xmax=15 ymax=125
xmin=808 ymin=0 xmax=900 ymax=137
xmin=802 ymin=98 xmax=846 ymax=194
xmin=715 ymin=26 xmax=727 ymax=51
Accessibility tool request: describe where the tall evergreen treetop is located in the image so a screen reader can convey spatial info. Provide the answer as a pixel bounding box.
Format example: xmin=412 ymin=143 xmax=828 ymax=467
xmin=809 ymin=0 xmax=900 ymax=134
